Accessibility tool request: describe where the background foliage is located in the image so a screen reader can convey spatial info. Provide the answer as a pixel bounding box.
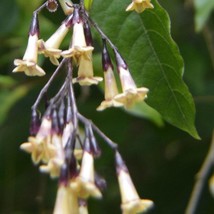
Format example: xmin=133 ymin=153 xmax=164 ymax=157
xmin=0 ymin=0 xmax=214 ymax=213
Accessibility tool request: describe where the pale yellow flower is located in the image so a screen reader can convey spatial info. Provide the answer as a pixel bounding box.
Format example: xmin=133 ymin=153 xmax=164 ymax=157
xmin=79 ymin=199 xmax=89 ymax=214
xmin=70 ymin=152 xmax=102 ymax=199
xmin=126 ymin=0 xmax=154 ymax=13
xmin=39 ymin=134 xmax=65 ymax=178
xmin=13 ymin=34 xmax=45 ymax=76
xmin=38 ymin=22 xmax=70 ymax=65
xmin=58 ymin=0 xmax=74 ymax=15
xmin=20 ymin=117 xmax=54 ymax=164
xmin=97 ymin=67 xmax=123 ymax=111
xmin=61 ymin=22 xmax=94 ymax=60
xmin=53 ymin=185 xmax=79 ymax=214
xmin=116 ymin=152 xmax=154 ymax=214
xmin=114 ymin=66 xmax=149 ymax=108
xmin=73 ymin=50 xmax=103 ymax=86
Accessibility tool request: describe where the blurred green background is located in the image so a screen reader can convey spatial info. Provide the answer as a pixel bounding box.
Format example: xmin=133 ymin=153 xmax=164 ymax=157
xmin=0 ymin=0 xmax=214 ymax=213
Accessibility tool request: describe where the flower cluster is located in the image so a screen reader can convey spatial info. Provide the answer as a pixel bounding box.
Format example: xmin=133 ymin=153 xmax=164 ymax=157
xmin=14 ymin=0 xmax=154 ymax=213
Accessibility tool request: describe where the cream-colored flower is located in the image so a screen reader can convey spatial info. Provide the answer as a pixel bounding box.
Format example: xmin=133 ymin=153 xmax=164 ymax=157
xmin=53 ymin=185 xmax=79 ymax=214
xmin=97 ymin=67 xmax=123 ymax=111
xmin=38 ymin=22 xmax=70 ymax=65
xmin=61 ymin=22 xmax=94 ymax=61
xmin=39 ymin=133 xmax=65 ymax=178
xmin=58 ymin=0 xmax=74 ymax=15
xmin=20 ymin=117 xmax=54 ymax=164
xmin=116 ymin=152 xmax=154 ymax=214
xmin=114 ymin=67 xmax=149 ymax=108
xmin=73 ymin=50 xmax=103 ymax=86
xmin=13 ymin=34 xmax=45 ymax=76
xmin=79 ymin=199 xmax=89 ymax=214
xmin=126 ymin=0 xmax=154 ymax=13
xmin=118 ymin=170 xmax=154 ymax=214
xmin=70 ymin=151 xmax=102 ymax=199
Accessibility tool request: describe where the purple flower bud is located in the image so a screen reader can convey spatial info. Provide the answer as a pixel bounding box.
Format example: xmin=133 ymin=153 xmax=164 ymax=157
xmin=83 ymin=21 xmax=93 ymax=46
xmin=114 ymin=50 xmax=127 ymax=71
xmin=88 ymin=125 xmax=101 ymax=157
xmin=59 ymin=163 xmax=69 ymax=186
xmin=64 ymin=13 xmax=73 ymax=28
xmin=29 ymin=109 xmax=41 ymax=136
xmin=72 ymin=6 xmax=81 ymax=25
xmin=115 ymin=151 xmax=128 ymax=174
xmin=58 ymin=100 xmax=66 ymax=129
xmin=102 ymin=39 xmax=114 ymax=71
xmin=95 ymin=173 xmax=107 ymax=192
xmin=52 ymin=108 xmax=61 ymax=135
xmin=29 ymin=12 xmax=40 ymax=36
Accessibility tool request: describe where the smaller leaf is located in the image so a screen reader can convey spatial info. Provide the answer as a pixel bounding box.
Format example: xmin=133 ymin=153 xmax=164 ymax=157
xmin=127 ymin=102 xmax=164 ymax=127
xmin=0 ymin=84 xmax=30 ymax=125
xmin=0 ymin=75 xmax=16 ymax=88
xmin=84 ymin=0 xmax=94 ymax=11
xmin=194 ymin=0 xmax=214 ymax=32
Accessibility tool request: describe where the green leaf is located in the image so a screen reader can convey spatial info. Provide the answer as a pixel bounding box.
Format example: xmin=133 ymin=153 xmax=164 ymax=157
xmin=91 ymin=0 xmax=200 ymax=139
xmin=127 ymin=102 xmax=164 ymax=127
xmin=194 ymin=0 xmax=214 ymax=32
xmin=0 ymin=0 xmax=19 ymax=35
xmin=84 ymin=0 xmax=94 ymax=11
xmin=0 ymin=84 xmax=30 ymax=125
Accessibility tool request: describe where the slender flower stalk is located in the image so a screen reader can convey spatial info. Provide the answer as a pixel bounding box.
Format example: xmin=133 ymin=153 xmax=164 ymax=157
xmin=13 ymin=13 xmax=45 ymax=76
xmin=16 ymin=2 xmax=153 ymax=213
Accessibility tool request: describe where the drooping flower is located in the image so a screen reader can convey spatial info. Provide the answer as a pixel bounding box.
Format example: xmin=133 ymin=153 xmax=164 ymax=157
xmin=115 ymin=151 xmax=154 ymax=214
xmin=73 ymin=50 xmax=103 ymax=86
xmin=20 ymin=112 xmax=53 ymax=164
xmin=40 ymin=108 xmax=65 ymax=178
xmin=53 ymin=165 xmax=79 ymax=214
xmin=61 ymin=7 xmax=94 ymax=60
xmin=70 ymin=135 xmax=102 ymax=199
xmin=58 ymin=0 xmax=74 ymax=15
xmin=97 ymin=40 xmax=123 ymax=111
xmin=126 ymin=0 xmax=154 ymax=13
xmin=38 ymin=14 xmax=73 ymax=65
xmin=13 ymin=13 xmax=45 ymax=76
xmin=78 ymin=199 xmax=89 ymax=214
xmin=114 ymin=51 xmax=149 ymax=108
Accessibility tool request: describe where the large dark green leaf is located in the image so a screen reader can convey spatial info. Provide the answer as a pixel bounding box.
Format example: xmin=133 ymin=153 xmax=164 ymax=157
xmin=91 ymin=0 xmax=199 ymax=139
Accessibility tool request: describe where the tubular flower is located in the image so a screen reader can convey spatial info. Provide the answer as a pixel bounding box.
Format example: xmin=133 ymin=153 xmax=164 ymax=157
xmin=114 ymin=52 xmax=149 ymax=108
xmin=20 ymin=115 xmax=53 ymax=164
xmin=61 ymin=7 xmax=93 ymax=61
xmin=39 ymin=133 xmax=65 ymax=178
xmin=79 ymin=199 xmax=89 ymax=214
xmin=53 ymin=184 xmax=79 ymax=214
xmin=13 ymin=13 xmax=45 ymax=76
xmin=38 ymin=15 xmax=72 ymax=65
xmin=58 ymin=0 xmax=74 ymax=15
xmin=72 ymin=21 xmax=102 ymax=86
xmin=115 ymin=151 xmax=154 ymax=214
xmin=73 ymin=50 xmax=103 ymax=86
xmin=126 ymin=0 xmax=154 ymax=13
xmin=70 ymin=137 xmax=102 ymax=199
xmin=97 ymin=40 xmax=122 ymax=111
xmin=40 ymin=109 xmax=65 ymax=178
